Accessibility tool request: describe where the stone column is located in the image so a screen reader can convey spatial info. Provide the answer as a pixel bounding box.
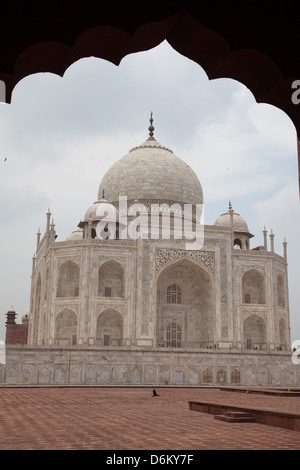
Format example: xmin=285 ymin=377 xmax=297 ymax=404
xmin=269 ymin=229 xmax=274 ymax=253
xmin=283 ymin=238 xmax=287 ymax=260
xmin=263 ymin=227 xmax=267 ymax=250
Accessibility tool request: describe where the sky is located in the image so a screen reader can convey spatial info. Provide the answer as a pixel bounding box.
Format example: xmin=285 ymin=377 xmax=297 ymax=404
xmin=0 ymin=40 xmax=299 ymax=345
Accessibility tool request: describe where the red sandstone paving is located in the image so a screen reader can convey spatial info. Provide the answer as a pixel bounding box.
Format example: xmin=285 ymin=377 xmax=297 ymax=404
xmin=0 ymin=386 xmax=299 ymax=450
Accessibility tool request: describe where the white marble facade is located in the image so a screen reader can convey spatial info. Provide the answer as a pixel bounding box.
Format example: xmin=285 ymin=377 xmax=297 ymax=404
xmin=3 ymin=122 xmax=294 ymax=386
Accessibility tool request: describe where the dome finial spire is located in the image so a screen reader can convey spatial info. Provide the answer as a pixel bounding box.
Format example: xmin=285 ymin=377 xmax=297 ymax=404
xmin=148 ymin=111 xmax=155 ymax=139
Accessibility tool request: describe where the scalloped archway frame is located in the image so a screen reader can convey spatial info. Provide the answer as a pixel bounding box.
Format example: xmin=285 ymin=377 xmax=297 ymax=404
xmin=0 ymin=5 xmax=299 ymax=187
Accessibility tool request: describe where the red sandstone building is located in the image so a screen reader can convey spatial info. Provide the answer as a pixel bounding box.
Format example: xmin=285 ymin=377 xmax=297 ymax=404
xmin=5 ymin=309 xmax=28 ymax=345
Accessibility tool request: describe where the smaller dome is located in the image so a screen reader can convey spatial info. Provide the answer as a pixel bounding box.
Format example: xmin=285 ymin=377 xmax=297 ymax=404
xmin=214 ymin=202 xmax=249 ymax=232
xmin=83 ymin=197 xmax=118 ymax=223
xmin=66 ymin=228 xmax=83 ymax=240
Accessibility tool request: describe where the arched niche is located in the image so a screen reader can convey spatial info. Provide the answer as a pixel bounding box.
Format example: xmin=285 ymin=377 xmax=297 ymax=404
xmin=56 ymin=260 xmax=80 ymax=298
xmin=156 ymin=258 xmax=214 ymax=348
xmin=98 ymin=260 xmax=125 ymax=298
xmin=55 ymin=308 xmax=78 ymax=346
xmin=277 ymin=274 xmax=285 ymax=308
xmin=96 ymin=309 xmax=124 ymax=346
xmin=242 ymin=269 xmax=266 ymax=305
xmin=234 ymin=238 xmax=242 ymax=249
xmin=243 ymin=314 xmax=267 ymax=350
xmin=202 ymin=368 xmax=213 ymax=384
xmin=231 ymin=369 xmax=241 ymax=384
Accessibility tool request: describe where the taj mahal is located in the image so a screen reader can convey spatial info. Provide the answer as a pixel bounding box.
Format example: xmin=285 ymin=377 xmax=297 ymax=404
xmin=1 ymin=116 xmax=298 ymax=387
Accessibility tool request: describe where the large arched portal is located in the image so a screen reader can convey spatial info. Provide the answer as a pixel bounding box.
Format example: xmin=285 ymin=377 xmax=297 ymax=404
xmin=156 ymin=258 xmax=214 ymax=348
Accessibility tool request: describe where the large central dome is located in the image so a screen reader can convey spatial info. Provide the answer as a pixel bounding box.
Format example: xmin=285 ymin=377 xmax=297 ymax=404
xmin=98 ymin=118 xmax=203 ymax=206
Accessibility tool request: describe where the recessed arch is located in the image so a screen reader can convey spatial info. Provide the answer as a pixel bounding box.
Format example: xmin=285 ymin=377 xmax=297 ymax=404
xmin=98 ymin=260 xmax=125 ymax=298
xmin=96 ymin=308 xmax=124 ymax=346
xmin=277 ymin=274 xmax=285 ymax=308
xmin=234 ymin=238 xmax=242 ymax=249
xmin=231 ymin=369 xmax=241 ymax=384
xmin=156 ymin=254 xmax=214 ymax=283
xmin=243 ymin=314 xmax=267 ymax=350
xmin=242 ymin=268 xmax=266 ymax=305
xmin=156 ymin=257 xmax=214 ymax=348
xmin=216 ymin=369 xmax=227 ymax=384
xmin=56 ymin=260 xmax=80 ymax=298
xmin=202 ymin=368 xmax=213 ymax=384
xmin=55 ymin=308 xmax=78 ymax=346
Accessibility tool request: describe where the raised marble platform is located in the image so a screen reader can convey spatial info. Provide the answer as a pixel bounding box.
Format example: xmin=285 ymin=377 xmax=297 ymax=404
xmin=1 ymin=345 xmax=299 ymax=387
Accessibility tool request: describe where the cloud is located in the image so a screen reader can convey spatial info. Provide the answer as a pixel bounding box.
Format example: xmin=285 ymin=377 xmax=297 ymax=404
xmin=174 ymin=86 xmax=296 ymax=216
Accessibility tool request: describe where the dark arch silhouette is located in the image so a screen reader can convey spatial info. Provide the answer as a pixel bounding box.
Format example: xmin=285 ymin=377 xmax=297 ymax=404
xmin=1 ymin=2 xmax=299 ymax=184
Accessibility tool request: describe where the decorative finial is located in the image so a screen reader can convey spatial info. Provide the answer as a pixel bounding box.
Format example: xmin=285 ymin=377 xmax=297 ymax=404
xmin=148 ymin=112 xmax=154 ymax=139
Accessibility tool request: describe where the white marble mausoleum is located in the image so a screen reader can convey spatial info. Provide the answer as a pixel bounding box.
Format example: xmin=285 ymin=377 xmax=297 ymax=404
xmin=2 ymin=117 xmax=298 ymax=387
